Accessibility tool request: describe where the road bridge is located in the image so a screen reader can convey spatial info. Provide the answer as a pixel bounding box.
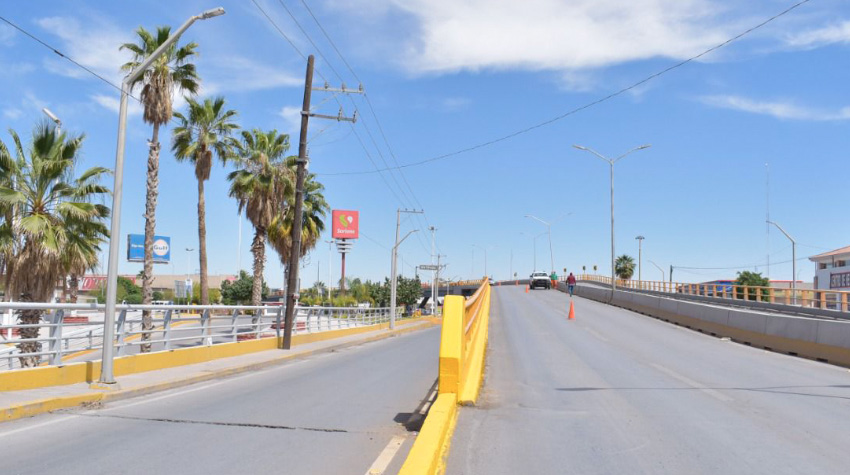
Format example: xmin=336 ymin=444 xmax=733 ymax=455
xmin=445 ymin=286 xmax=850 ymax=474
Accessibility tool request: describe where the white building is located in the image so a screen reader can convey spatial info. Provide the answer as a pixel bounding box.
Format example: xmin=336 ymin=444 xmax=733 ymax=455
xmin=809 ymin=246 xmax=850 ymax=291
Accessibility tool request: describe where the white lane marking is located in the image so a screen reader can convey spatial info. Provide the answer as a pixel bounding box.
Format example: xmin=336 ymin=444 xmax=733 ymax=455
xmin=0 ymin=415 xmax=78 ymax=439
xmin=365 ymin=435 xmax=407 ymax=475
xmin=651 ymin=363 xmax=733 ymax=403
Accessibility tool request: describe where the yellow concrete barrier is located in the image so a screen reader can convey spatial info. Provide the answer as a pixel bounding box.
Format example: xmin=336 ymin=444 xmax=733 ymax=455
xmin=401 ymin=280 xmax=491 ymax=475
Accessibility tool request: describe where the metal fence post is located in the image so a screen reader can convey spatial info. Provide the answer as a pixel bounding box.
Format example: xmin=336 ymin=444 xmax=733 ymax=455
xmin=306 ymin=309 xmax=312 ymax=334
xmin=116 ymin=309 xmax=127 ymax=357
xmin=49 ymin=309 xmax=64 ymax=366
xmin=163 ymin=310 xmax=173 ymax=350
xmin=230 ymin=309 xmax=240 ymax=342
xmin=254 ymin=309 xmax=264 ymax=339
xmin=275 ymin=307 xmax=283 ymax=340
xmin=201 ymin=309 xmax=211 ymax=346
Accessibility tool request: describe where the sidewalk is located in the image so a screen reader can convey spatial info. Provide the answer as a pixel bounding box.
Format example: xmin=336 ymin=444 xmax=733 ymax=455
xmin=1 ymin=319 xmax=438 ymax=423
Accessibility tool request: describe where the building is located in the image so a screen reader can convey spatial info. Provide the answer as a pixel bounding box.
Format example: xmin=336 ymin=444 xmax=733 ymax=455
xmin=79 ymin=274 xmax=237 ymax=294
xmin=809 ymin=246 xmax=850 ymax=291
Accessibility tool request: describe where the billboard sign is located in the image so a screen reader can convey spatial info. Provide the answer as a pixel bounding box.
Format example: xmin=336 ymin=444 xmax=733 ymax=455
xmin=331 ymin=210 xmax=359 ymax=239
xmin=127 ymin=234 xmax=171 ymax=263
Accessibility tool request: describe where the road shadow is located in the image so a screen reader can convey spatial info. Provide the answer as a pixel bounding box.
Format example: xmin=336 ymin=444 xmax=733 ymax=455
xmin=395 ymin=378 xmax=439 ymax=432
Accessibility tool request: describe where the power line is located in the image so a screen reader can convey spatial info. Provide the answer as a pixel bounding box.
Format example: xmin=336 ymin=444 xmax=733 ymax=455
xmin=319 ymin=0 xmax=813 ymax=177
xmin=275 ymin=0 xmax=345 ymax=82
xmin=295 ymin=0 xmax=439 ymax=252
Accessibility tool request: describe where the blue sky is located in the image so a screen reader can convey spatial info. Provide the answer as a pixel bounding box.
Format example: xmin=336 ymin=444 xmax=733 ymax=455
xmin=1 ymin=0 xmax=849 ymax=289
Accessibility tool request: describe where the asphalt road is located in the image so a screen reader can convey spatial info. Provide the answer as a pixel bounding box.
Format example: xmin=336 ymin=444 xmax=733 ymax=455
xmin=0 ymin=326 xmax=440 ymax=475
xmin=446 ymin=286 xmax=850 ymax=475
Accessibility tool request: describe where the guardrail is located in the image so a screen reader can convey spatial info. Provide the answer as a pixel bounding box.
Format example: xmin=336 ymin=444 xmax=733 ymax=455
xmin=400 ymin=280 xmax=491 ymax=475
xmin=578 ymin=274 xmax=850 ymax=313
xmin=0 ymin=302 xmax=401 ymax=371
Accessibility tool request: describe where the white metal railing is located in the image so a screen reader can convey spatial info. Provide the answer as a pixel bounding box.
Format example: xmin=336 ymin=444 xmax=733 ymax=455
xmin=0 ymin=302 xmax=406 ymax=371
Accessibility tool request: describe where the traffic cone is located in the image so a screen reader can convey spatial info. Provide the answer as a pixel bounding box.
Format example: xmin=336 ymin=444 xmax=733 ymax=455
xmin=525 ymin=285 xmax=529 ymax=293
xmin=568 ymin=300 xmax=575 ymax=320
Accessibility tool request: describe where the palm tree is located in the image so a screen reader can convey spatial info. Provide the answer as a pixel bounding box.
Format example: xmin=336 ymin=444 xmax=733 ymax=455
xmin=0 ymin=123 xmax=110 ymax=367
xmin=615 ymin=254 xmax=636 ymax=280
xmin=172 ymin=96 xmax=239 ymax=305
xmin=268 ymin=160 xmax=329 ymax=288
xmin=227 ymin=129 xmax=291 ymax=305
xmin=120 ymin=26 xmax=199 ymax=351
xmin=62 ymin=205 xmax=110 ymax=304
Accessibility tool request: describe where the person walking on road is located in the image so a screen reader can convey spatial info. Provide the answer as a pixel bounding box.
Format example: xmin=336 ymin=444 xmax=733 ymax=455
xmin=567 ymin=272 xmax=577 ymax=297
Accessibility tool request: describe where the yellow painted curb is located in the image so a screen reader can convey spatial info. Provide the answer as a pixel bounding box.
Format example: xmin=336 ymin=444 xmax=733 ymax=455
xmin=1 ymin=320 xmax=436 ymax=423
xmin=398 ymin=393 xmax=458 ymax=475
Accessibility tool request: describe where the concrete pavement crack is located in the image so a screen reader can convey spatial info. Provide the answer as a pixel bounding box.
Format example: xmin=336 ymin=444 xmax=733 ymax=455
xmin=76 ymin=413 xmax=349 ymax=433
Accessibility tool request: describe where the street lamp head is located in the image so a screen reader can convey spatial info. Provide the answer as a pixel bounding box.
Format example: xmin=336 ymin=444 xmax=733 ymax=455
xmin=199 ymin=7 xmax=226 ymax=19
xmin=636 ymin=144 xmax=652 ymax=150
xmin=42 ymin=108 xmax=61 ymax=126
xmin=572 ymin=144 xmax=588 ymax=151
xmin=636 ymin=235 xmax=645 ymax=240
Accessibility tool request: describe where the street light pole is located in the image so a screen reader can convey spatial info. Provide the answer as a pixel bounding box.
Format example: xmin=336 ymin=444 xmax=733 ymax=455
xmin=635 ymin=235 xmax=645 ymax=281
xmin=573 ymin=144 xmax=651 ymax=298
xmin=42 ymin=108 xmax=61 ymax=133
xmin=185 ymin=247 xmax=194 ymax=305
xmin=525 ymin=215 xmax=553 ymax=273
xmin=97 ymin=7 xmax=225 ymax=386
xmin=325 ymin=240 xmax=333 ymax=303
xmin=390 ymin=229 xmax=419 ymax=329
xmin=767 ymin=220 xmax=797 ymax=304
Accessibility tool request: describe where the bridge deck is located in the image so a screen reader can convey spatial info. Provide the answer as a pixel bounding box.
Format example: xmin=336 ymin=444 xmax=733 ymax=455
xmin=446 ymin=286 xmax=850 ymax=474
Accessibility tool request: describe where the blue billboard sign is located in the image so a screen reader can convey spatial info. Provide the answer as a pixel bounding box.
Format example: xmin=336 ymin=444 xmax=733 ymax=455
xmin=127 ymin=234 xmax=171 ymax=263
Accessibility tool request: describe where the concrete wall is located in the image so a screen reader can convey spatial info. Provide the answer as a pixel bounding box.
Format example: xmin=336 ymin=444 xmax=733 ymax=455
xmin=572 ymin=283 xmax=850 ymax=367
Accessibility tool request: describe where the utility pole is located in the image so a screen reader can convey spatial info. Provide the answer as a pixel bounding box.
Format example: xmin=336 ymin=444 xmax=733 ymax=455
xmin=391 ymin=208 xmax=423 ymax=329
xmin=635 ymin=235 xmax=645 ymax=281
xmin=325 ymin=240 xmax=333 ymax=303
xmin=282 ymin=55 xmax=362 ymax=349
xmin=429 ymin=226 xmax=437 ymax=316
xmin=767 ymin=220 xmax=796 ymax=304
xmin=670 ymin=265 xmax=674 ymax=284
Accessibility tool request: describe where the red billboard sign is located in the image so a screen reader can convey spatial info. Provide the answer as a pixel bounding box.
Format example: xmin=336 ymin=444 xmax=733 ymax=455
xmin=332 ymin=210 xmax=359 ymax=239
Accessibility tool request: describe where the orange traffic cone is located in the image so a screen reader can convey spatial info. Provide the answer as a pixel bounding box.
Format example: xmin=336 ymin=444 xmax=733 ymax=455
xmin=525 ymin=285 xmax=529 ymax=293
xmin=568 ymin=300 xmax=575 ymax=320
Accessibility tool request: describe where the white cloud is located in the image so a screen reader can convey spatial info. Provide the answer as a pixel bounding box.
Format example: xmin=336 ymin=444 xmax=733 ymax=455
xmin=785 ymin=20 xmax=850 ymax=49
xmin=383 ymin=0 xmax=731 ymax=74
xmin=441 ymin=97 xmax=471 ymax=111
xmin=699 ymin=95 xmax=850 ymax=121
xmin=0 ymin=24 xmax=15 ymax=45
xmin=201 ymin=56 xmax=302 ymax=95
xmin=91 ymin=94 xmax=143 ymax=117
xmin=3 ymin=108 xmax=22 ymax=120
xmin=279 ymin=105 xmax=302 ymax=131
xmin=35 ymin=16 xmax=130 ymax=85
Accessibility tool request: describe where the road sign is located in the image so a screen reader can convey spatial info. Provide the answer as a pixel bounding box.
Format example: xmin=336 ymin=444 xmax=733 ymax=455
xmin=175 ymin=280 xmax=186 ymax=298
xmin=419 ymin=264 xmax=439 ymax=271
xmin=128 ymin=234 xmax=171 ymax=263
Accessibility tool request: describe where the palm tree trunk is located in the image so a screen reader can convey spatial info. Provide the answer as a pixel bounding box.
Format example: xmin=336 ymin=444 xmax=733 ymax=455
xmin=141 ymin=123 xmax=161 ymax=353
xmin=251 ymin=227 xmax=266 ymax=307
xmin=69 ymin=274 xmax=79 ymax=304
xmin=16 ymin=291 xmax=40 ymax=368
xmin=198 ymin=178 xmax=209 ymax=305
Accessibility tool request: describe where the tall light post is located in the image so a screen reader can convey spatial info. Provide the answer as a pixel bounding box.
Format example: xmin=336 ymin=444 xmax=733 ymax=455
xmin=97 ymin=7 xmax=226 ymax=386
xmin=649 ymin=260 xmax=665 ymax=282
xmin=573 ymin=144 xmax=651 ymax=296
xmin=390 ymin=229 xmax=419 ymax=329
xmin=525 ymin=213 xmax=571 ymax=275
xmin=472 ymin=244 xmax=492 ymax=277
xmin=520 ymin=231 xmax=547 ymax=271
xmin=635 ymin=235 xmax=645 ymax=281
xmin=767 ymin=220 xmax=797 ymax=304
xmin=429 ymin=226 xmax=437 ymax=315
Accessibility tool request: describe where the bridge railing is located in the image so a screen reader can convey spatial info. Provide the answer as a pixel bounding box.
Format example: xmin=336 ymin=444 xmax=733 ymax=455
xmin=578 ymin=274 xmax=850 ymax=313
xmin=0 ymin=302 xmax=402 ymax=370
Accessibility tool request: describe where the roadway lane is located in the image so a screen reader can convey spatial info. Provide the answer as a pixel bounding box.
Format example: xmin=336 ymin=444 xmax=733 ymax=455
xmin=446 ymin=286 xmax=850 ymax=474
xmin=0 ymin=326 xmax=439 ymax=474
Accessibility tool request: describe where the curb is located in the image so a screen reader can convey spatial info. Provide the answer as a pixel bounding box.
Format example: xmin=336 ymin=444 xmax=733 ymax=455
xmin=1 ymin=321 xmax=436 ymax=424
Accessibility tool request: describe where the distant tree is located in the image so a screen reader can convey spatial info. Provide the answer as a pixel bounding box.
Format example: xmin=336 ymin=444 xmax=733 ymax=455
xmin=735 ymin=271 xmax=769 ymax=301
xmin=614 ymin=255 xmax=636 ymax=280
xmin=220 ymin=270 xmax=268 ymax=305
xmin=397 ymin=275 xmax=423 ymax=308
